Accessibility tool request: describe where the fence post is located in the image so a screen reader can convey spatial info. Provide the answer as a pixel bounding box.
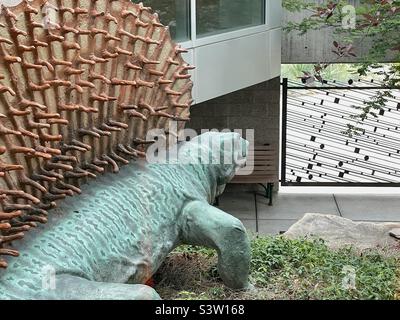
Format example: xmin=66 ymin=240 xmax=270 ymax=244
xmin=281 ymin=78 xmax=288 ymax=186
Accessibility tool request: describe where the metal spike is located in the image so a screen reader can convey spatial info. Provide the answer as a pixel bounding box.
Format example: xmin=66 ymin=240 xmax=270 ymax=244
xmin=102 ymin=155 xmax=119 ymax=173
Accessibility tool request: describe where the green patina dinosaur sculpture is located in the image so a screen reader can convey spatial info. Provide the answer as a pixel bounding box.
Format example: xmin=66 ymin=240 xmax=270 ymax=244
xmin=0 ymin=0 xmax=194 ymax=268
xmin=0 ymin=132 xmax=252 ymax=300
xmin=0 ymin=0 xmax=252 ymax=300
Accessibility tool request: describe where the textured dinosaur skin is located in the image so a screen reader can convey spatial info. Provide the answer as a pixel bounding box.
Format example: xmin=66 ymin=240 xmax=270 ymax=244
xmin=0 ymin=132 xmax=251 ymax=300
xmin=0 ymin=0 xmax=194 ymax=268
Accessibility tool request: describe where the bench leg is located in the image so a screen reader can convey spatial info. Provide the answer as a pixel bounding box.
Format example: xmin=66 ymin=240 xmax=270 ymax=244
xmin=268 ymin=183 xmax=274 ymax=206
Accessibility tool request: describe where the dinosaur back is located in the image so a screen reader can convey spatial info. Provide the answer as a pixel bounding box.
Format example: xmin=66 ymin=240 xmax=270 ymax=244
xmin=0 ymin=0 xmax=193 ymax=268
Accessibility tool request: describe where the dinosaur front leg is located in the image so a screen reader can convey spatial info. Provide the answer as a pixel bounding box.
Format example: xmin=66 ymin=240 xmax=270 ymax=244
xmin=41 ymin=274 xmax=161 ymax=300
xmin=180 ymin=201 xmax=252 ymax=290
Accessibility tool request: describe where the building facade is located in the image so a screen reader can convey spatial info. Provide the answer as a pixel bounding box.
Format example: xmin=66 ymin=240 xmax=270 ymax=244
xmin=143 ymin=0 xmax=282 ymax=103
xmin=142 ymin=0 xmax=282 ymax=190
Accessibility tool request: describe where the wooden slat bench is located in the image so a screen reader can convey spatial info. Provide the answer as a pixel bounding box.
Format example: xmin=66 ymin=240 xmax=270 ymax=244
xmin=230 ymin=145 xmax=278 ymax=206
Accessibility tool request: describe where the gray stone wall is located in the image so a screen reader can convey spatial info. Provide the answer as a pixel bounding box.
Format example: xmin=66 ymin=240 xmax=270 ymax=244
xmin=283 ymin=0 xmax=359 ymax=64
xmin=188 ymin=76 xmax=281 ymax=192
xmin=282 ymin=0 xmax=394 ymax=64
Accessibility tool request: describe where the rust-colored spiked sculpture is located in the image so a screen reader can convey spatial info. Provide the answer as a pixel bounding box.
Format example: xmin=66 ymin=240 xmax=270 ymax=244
xmin=0 ymin=0 xmax=193 ymax=268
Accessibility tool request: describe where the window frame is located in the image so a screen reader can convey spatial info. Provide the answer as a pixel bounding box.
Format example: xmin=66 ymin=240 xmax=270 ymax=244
xmin=179 ymin=0 xmax=269 ymax=49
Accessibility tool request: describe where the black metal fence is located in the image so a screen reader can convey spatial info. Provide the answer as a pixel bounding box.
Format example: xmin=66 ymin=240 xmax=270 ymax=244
xmin=281 ymin=78 xmax=400 ymax=187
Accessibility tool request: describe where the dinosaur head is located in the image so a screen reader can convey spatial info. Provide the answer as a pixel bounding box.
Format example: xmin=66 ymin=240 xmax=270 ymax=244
xmin=178 ymin=132 xmax=249 ymax=195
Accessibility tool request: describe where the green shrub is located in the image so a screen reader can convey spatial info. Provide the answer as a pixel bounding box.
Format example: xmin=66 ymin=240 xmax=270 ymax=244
xmin=156 ymin=236 xmax=400 ymax=300
xmin=248 ymin=237 xmax=399 ymax=300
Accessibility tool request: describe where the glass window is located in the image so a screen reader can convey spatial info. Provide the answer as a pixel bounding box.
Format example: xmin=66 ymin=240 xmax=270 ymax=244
xmin=142 ymin=0 xmax=191 ymax=42
xmin=196 ymin=0 xmax=265 ymax=37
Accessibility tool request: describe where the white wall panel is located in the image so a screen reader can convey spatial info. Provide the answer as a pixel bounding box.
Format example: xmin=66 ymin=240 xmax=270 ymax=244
xmin=177 ymin=0 xmax=282 ymax=103
xmin=195 ymin=32 xmax=271 ymax=103
xmin=270 ymin=28 xmax=282 ymax=78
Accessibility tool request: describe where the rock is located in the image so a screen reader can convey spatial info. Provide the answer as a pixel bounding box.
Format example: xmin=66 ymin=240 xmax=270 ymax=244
xmin=284 ymin=213 xmax=400 ymax=252
xmin=389 ymin=228 xmax=400 ymax=240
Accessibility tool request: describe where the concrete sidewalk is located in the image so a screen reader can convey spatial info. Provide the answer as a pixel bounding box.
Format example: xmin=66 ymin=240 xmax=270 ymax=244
xmin=217 ymin=192 xmax=400 ymax=235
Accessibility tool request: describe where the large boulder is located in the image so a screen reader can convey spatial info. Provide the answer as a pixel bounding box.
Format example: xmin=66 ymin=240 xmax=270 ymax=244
xmin=284 ymin=213 xmax=400 ymax=253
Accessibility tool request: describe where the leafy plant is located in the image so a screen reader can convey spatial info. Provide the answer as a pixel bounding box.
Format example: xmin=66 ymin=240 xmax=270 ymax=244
xmin=248 ymin=237 xmax=399 ymax=300
xmin=155 ymin=236 xmax=400 ymax=300
xmin=282 ymin=63 xmax=358 ymax=82
xmin=282 ymin=0 xmax=400 ymax=135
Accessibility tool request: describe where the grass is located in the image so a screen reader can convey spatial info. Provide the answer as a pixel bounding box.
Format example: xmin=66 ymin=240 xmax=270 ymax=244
xmin=154 ymin=236 xmax=400 ymax=300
